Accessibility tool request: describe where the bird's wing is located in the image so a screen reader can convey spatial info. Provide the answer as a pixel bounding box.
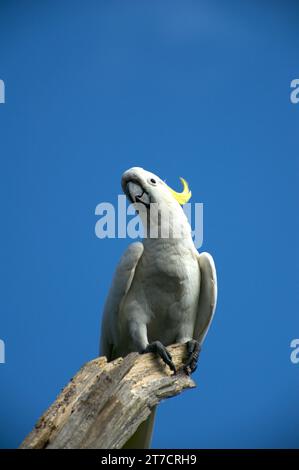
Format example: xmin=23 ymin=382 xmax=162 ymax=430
xmin=193 ymin=252 xmax=217 ymax=344
xmin=100 ymin=241 xmax=144 ymax=360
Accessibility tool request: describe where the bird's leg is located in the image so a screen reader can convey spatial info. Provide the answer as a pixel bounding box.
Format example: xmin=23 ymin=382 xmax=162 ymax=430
xmin=142 ymin=341 xmax=177 ymax=374
xmin=184 ymin=339 xmax=201 ymax=375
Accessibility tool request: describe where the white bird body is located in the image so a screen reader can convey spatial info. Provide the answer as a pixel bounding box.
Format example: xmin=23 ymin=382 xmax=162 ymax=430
xmin=116 ymin=237 xmax=200 ymax=358
xmin=100 ymin=167 xmax=217 ymax=448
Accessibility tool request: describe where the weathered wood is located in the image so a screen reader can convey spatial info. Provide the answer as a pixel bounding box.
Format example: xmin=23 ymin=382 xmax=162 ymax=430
xmin=20 ymin=344 xmax=196 ymax=449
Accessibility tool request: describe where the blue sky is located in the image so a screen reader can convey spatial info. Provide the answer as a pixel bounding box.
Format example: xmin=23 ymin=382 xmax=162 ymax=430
xmin=0 ymin=0 xmax=298 ymax=448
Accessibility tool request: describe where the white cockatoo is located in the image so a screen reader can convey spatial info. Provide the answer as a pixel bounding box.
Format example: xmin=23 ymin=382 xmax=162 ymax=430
xmin=100 ymin=167 xmax=217 ymax=448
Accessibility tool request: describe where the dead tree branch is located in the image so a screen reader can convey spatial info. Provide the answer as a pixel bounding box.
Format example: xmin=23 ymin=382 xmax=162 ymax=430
xmin=20 ymin=344 xmax=196 ymax=449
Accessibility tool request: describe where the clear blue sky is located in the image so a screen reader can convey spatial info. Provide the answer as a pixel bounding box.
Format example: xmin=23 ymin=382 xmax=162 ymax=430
xmin=0 ymin=0 xmax=298 ymax=448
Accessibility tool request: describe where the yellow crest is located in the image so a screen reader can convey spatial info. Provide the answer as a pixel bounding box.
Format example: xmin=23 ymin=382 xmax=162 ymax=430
xmin=166 ymin=177 xmax=192 ymax=205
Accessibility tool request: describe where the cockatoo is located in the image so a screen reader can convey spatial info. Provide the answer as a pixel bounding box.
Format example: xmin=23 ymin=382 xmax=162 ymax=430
xmin=100 ymin=167 xmax=217 ymax=448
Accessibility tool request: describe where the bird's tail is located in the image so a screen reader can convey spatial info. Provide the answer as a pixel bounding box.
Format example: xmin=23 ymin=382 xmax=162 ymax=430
xmin=122 ymin=406 xmax=157 ymax=449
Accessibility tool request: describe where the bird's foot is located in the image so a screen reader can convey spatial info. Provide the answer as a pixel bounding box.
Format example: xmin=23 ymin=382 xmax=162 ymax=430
xmin=184 ymin=340 xmax=201 ymax=375
xmin=143 ymin=341 xmax=177 ymax=374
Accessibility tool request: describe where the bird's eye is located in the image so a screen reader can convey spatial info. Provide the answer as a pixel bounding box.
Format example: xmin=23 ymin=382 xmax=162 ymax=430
xmin=150 ymin=178 xmax=157 ymax=185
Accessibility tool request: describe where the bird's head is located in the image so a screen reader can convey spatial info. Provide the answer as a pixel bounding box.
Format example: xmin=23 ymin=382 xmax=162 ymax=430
xmin=121 ymin=167 xmax=192 ymax=240
xmin=121 ymin=167 xmax=191 ymax=210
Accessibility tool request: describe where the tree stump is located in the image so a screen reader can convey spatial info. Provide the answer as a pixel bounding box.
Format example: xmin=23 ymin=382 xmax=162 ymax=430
xmin=20 ymin=344 xmax=196 ymax=449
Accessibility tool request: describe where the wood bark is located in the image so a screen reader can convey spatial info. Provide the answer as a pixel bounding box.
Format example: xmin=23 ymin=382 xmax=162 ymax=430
xmin=20 ymin=344 xmax=196 ymax=449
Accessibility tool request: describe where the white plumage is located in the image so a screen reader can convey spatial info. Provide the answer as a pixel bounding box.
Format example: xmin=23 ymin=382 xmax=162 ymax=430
xmin=100 ymin=167 xmax=217 ymax=448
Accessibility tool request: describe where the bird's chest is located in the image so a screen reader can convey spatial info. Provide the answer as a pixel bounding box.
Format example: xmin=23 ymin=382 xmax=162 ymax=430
xmin=137 ymin=241 xmax=199 ymax=314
